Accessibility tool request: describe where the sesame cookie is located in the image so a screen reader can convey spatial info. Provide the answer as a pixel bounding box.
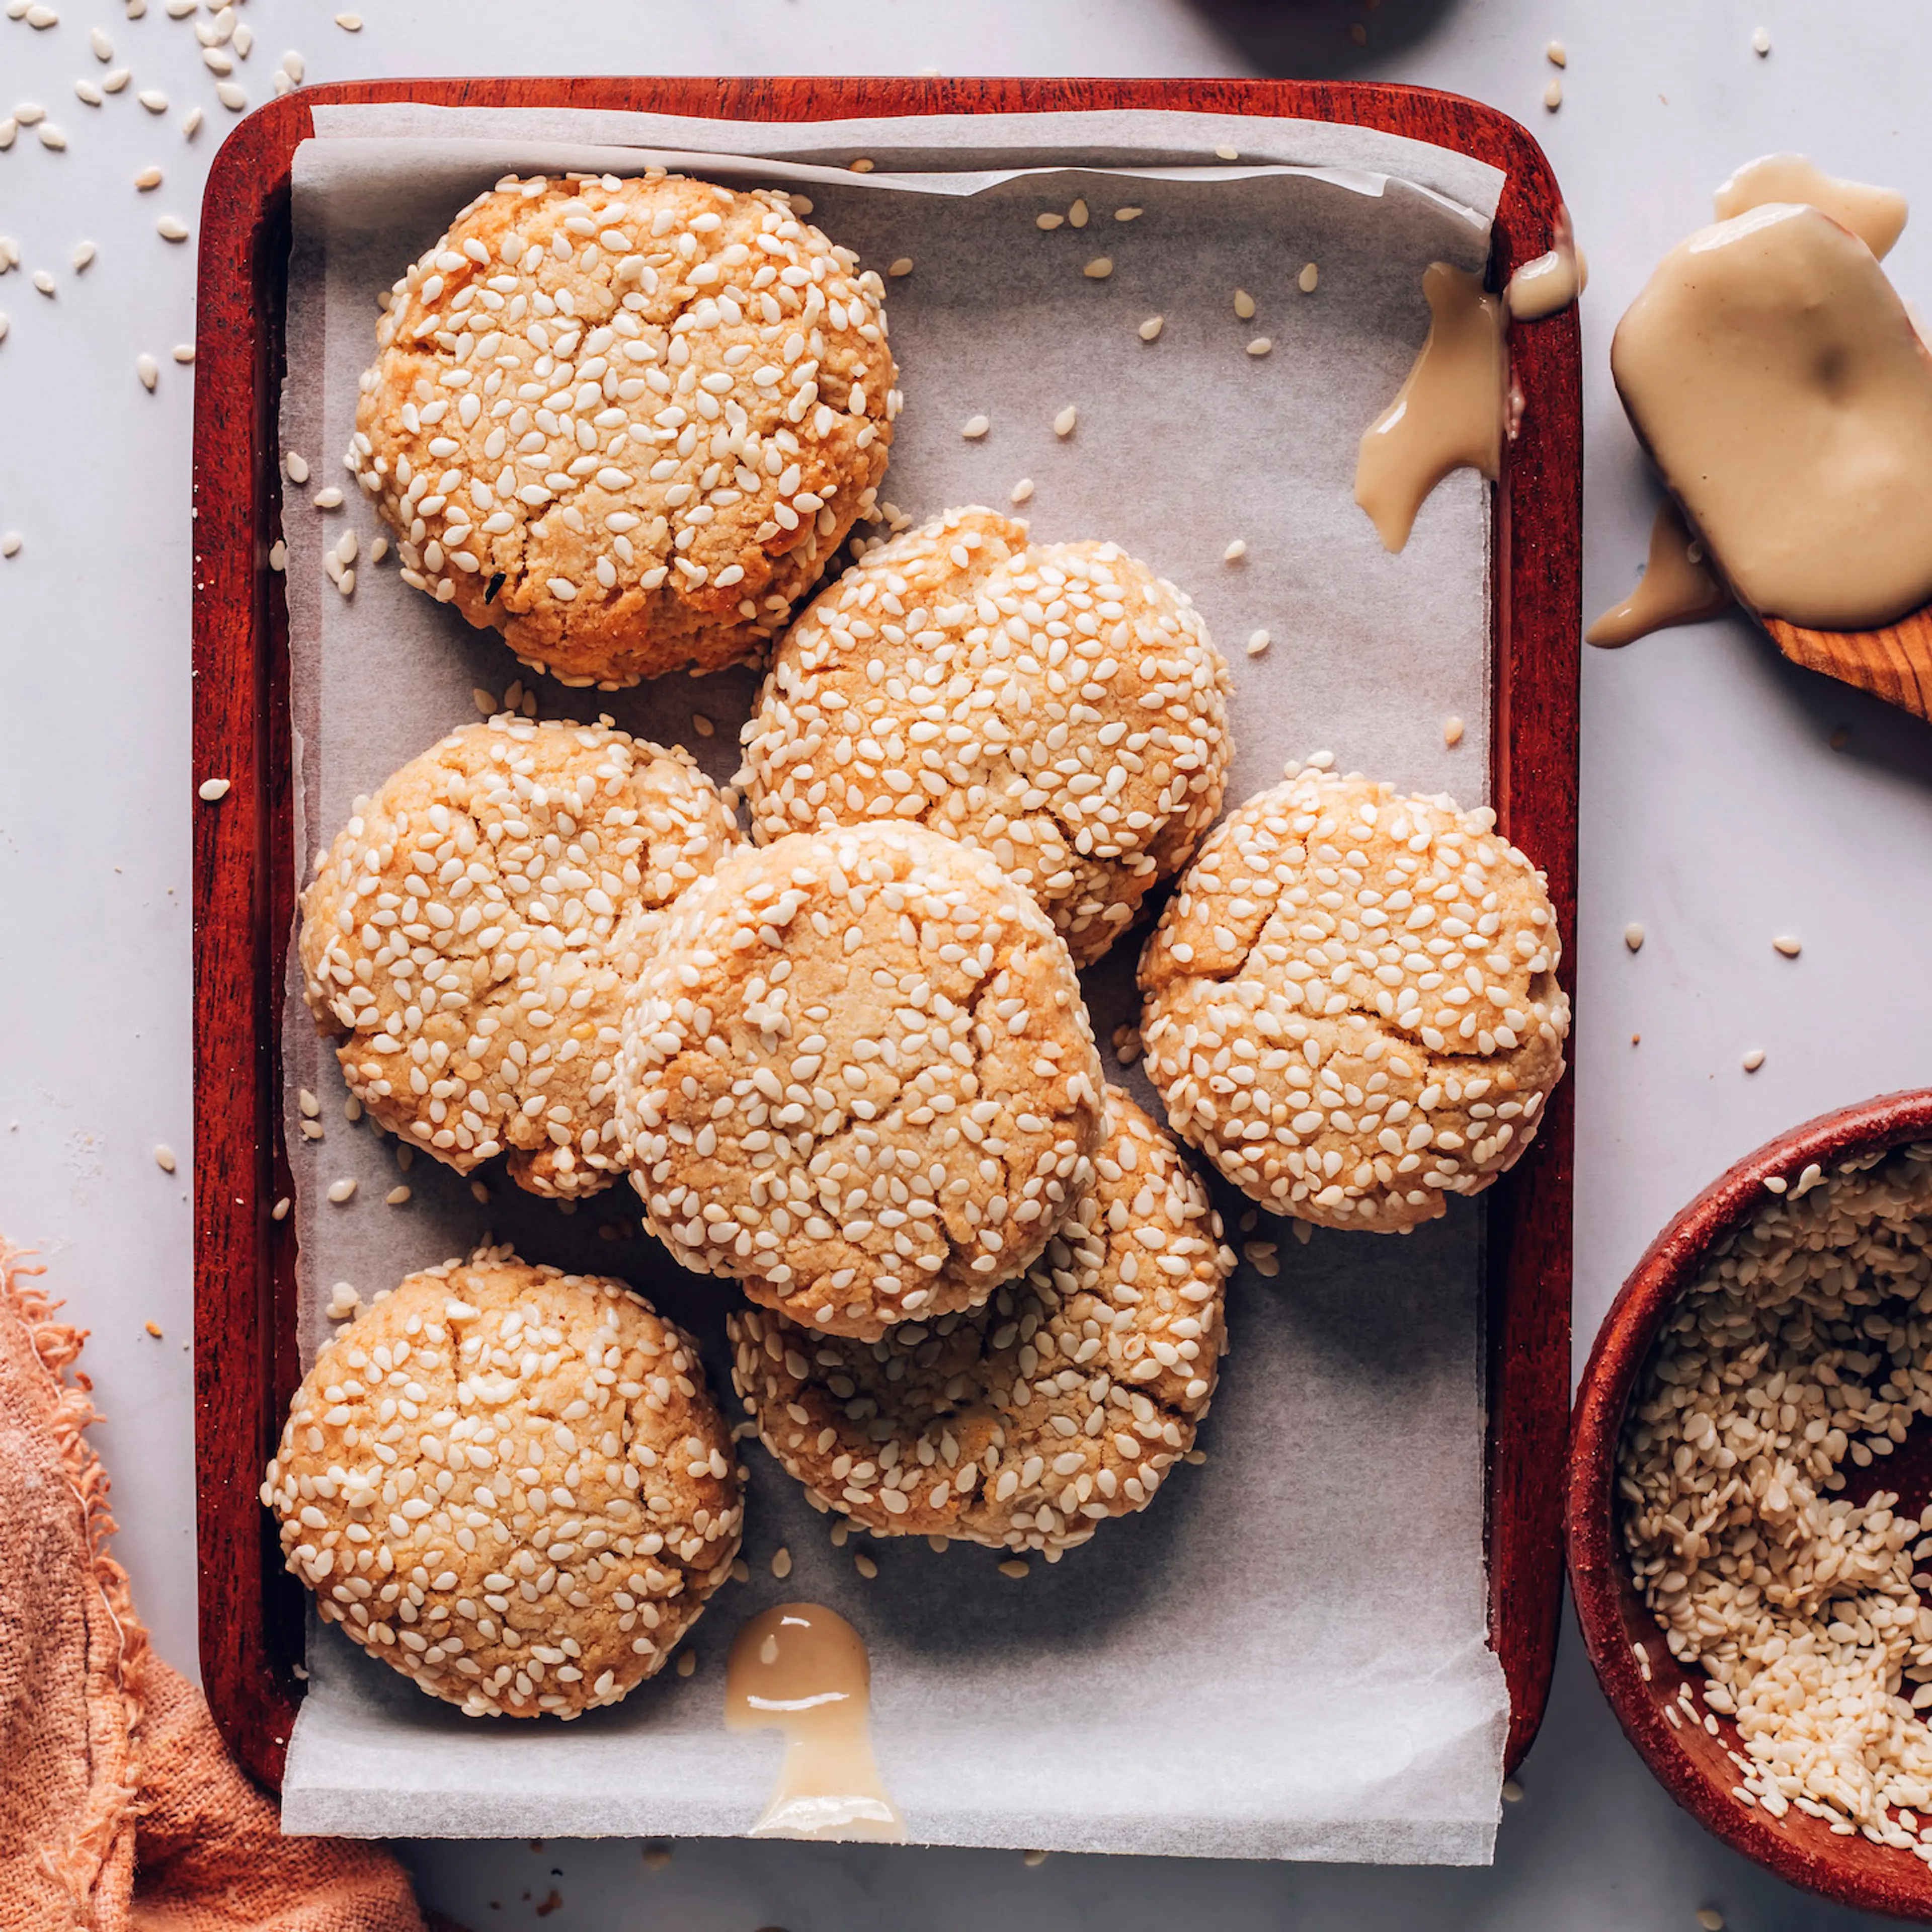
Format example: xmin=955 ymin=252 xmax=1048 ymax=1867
xmin=728 ymin=1087 xmax=1229 ymax=1555
xmin=1138 ymin=770 xmax=1569 ymax=1230
xmin=299 ymin=714 xmax=739 ymax=1198
xmin=260 ymin=1251 xmax=742 ymax=1719
xmin=350 ymin=171 xmax=898 ymax=686
xmin=615 ymin=821 xmax=1106 ymax=1340
xmin=742 ymin=507 xmax=1231 ymax=965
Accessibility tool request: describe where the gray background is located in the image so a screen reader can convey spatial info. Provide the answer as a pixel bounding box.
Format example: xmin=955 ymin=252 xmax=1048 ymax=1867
xmin=3 ymin=0 xmax=1930 ymax=1925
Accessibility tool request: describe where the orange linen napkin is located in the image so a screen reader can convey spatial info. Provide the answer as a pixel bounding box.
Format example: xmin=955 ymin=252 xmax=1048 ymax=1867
xmin=0 ymin=1240 xmax=446 ymax=1932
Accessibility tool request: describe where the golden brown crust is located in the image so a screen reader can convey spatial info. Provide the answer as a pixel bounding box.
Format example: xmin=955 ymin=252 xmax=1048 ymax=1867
xmin=1138 ymin=771 xmax=1570 ymax=1230
xmin=615 ymin=822 xmax=1105 ymax=1340
xmin=744 ymin=507 xmax=1231 ymax=965
xmin=728 ymin=1088 xmax=1229 ymax=1554
xmin=261 ymin=1252 xmax=742 ymax=1719
xmin=350 ymin=171 xmax=897 ymax=685
xmin=298 ymin=715 xmax=739 ymax=1198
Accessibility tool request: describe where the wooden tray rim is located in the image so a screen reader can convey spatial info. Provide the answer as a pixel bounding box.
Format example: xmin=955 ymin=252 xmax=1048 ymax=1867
xmin=190 ymin=72 xmax=1580 ymax=1811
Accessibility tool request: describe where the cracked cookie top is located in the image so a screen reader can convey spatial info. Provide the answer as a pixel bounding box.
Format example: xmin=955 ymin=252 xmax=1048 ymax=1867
xmin=350 ymin=170 xmax=897 ymax=686
xmin=298 ymin=714 xmax=739 ymax=1198
xmin=728 ymin=1086 xmax=1230 ymax=1555
xmin=615 ymin=821 xmax=1105 ymax=1340
xmin=742 ymin=507 xmax=1231 ymax=965
xmin=262 ymin=1250 xmax=742 ymax=1719
xmin=1138 ymin=770 xmax=1570 ymax=1231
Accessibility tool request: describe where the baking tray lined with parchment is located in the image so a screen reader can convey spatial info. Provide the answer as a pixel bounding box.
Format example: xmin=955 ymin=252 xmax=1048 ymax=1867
xmin=191 ymin=76 xmax=1578 ymax=1866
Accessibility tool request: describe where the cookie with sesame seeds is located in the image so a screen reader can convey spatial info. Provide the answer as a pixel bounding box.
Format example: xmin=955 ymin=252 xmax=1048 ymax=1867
xmin=615 ymin=821 xmax=1106 ymax=1341
xmin=743 ymin=506 xmax=1231 ymax=966
xmin=260 ymin=1250 xmax=743 ymax=1720
xmin=728 ymin=1086 xmax=1229 ymax=1555
xmin=350 ymin=170 xmax=898 ymax=687
xmin=298 ymin=713 xmax=739 ymax=1199
xmin=1138 ymin=770 xmax=1570 ymax=1231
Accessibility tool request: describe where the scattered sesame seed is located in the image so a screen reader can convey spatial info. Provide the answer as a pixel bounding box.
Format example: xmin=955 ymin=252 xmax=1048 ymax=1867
xmin=15 ymin=105 xmax=46 ymax=127
xmin=101 ymin=66 xmax=128 ymax=92
xmin=385 ymin=1185 xmax=411 ymax=1205
xmin=1246 ymin=337 xmax=1272 ymax=357
xmin=1023 ymin=1847 xmax=1050 ymax=1866
xmin=144 ymin=1320 xmax=163 ymax=1338
xmin=39 ymin=124 xmax=67 ymax=150
xmin=885 ymin=258 xmax=913 ymax=280
xmin=1544 ymin=78 xmax=1563 ymax=110
xmin=1035 ymin=212 xmax=1064 ymax=231
xmin=90 ymin=25 xmax=111 ymax=56
xmin=134 ymin=165 xmax=162 ymax=189
xmin=154 ymin=1144 xmax=177 ymax=1172
xmin=279 ymin=50 xmax=304 ymax=85
xmin=641 ymin=1845 xmax=672 ymax=1871
xmin=1009 ymin=477 xmax=1033 ymax=505
xmin=283 ymin=450 xmax=309 ymax=485
xmin=1348 ymin=22 xmax=1367 ymax=45
xmin=675 ymin=1650 xmax=696 ymax=1677
xmin=72 ymin=241 xmax=95 ymax=272
xmin=999 ymin=1558 xmax=1029 ymax=1579
xmin=157 ymin=216 xmax=189 ymax=242
xmin=1114 ymin=206 xmax=1143 ymax=221
xmin=1695 ymin=1912 xmax=1725 ymax=1932
xmin=854 ymin=1552 xmax=878 ymax=1579
xmin=1138 ymin=314 xmax=1163 ymax=341
xmin=1234 ymin=288 xmax=1256 ymax=320
xmin=197 ymin=776 xmax=231 ymax=801
xmin=334 ymin=10 xmax=361 ymax=26
xmin=1083 ymin=256 xmax=1113 ymax=279
xmin=1741 ymin=1049 xmax=1765 ymax=1072
xmin=173 ymin=342 xmax=194 ymax=363
xmin=1751 ymin=25 xmax=1770 ymax=55
xmin=1214 ymin=144 xmax=1239 ymax=161
xmin=1298 ymin=262 xmax=1320 ymax=293
xmin=271 ymin=1195 xmax=290 ymax=1220
xmin=730 ymin=1557 xmax=750 ymax=1583
xmin=181 ymin=105 xmax=201 ymax=137
xmin=1 ymin=533 xmax=19 ymax=558
xmin=136 ymin=352 xmax=158 ymax=390
xmin=469 ymin=1179 xmax=489 ymax=1205
xmin=1443 ymin=715 xmax=1465 ymax=747
xmin=75 ymin=80 xmax=103 ymax=108
xmin=0 ymin=314 xmax=8 ymax=345
xmin=33 ymin=270 xmax=55 ymax=296
xmin=0 ymin=122 xmax=12 ymax=152
xmin=1223 ymin=539 xmax=1247 ymax=561
xmin=1068 ymin=198 xmax=1089 ymax=228
xmin=771 ymin=1546 xmax=792 ymax=1579
xmin=26 ymin=5 xmax=56 ymax=27
xmin=1547 ymin=40 xmax=1567 ymax=66
xmin=1246 ymin=629 xmax=1270 ymax=657
xmin=1773 ymin=934 xmax=1802 ymax=957
xmin=298 ymin=1088 xmax=320 ymax=1117
xmin=233 ymin=22 xmax=251 ymax=57
xmin=1053 ymin=404 xmax=1077 ymax=437
xmin=848 ymin=157 xmax=874 ymax=173
xmin=1624 ymin=922 xmax=1645 ymax=952
xmin=691 ymin=712 xmax=714 ymax=737
xmin=1501 ymin=1778 xmax=1525 ymax=1802
xmin=325 ymin=1177 xmax=356 ymax=1204
xmin=312 ymin=486 xmax=344 ymax=509
xmin=961 ymin=414 xmax=990 ymax=439
xmin=268 ymin=540 xmax=286 ymax=572
xmin=138 ymin=90 xmax=167 ymax=113
xmin=216 ymin=83 xmax=246 ymax=112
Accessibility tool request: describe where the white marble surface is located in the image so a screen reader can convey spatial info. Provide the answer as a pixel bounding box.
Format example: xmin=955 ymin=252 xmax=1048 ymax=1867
xmin=3 ymin=1 xmax=1931 ymax=1925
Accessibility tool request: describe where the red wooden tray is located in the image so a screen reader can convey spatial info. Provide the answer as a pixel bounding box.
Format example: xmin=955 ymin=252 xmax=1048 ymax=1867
xmin=192 ymin=76 xmax=1579 ymax=1797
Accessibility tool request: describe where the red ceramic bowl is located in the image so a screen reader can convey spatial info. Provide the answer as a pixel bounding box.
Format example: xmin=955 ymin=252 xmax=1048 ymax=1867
xmin=1569 ymin=1089 xmax=1932 ymax=1922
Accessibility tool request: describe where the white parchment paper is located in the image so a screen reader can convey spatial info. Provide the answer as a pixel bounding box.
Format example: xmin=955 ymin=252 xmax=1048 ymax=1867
xmin=273 ymin=105 xmax=1509 ymax=1862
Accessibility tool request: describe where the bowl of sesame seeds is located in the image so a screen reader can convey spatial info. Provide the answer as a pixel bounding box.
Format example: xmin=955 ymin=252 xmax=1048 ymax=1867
xmin=1570 ymin=1088 xmax=1932 ymax=1920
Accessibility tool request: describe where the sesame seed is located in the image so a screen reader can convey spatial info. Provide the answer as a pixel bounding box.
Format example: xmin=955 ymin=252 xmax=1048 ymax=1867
xmin=1009 ymin=477 xmax=1033 ymax=505
xmin=1035 ymin=213 xmax=1064 ymax=230
xmin=1223 ymin=539 xmax=1246 ymax=561
xmin=26 ymin=5 xmax=55 ymax=27
xmin=1023 ymin=1848 xmax=1049 ymax=1866
xmin=1233 ymin=289 xmax=1256 ymax=319
xmin=38 ymin=124 xmax=67 ymax=150
xmin=999 ymin=1558 xmax=1028 ymax=1579
xmin=848 ymin=156 xmax=874 ymax=173
xmin=0 ymin=123 xmax=12 ymax=151
xmin=181 ymin=106 xmax=201 ymax=137
xmin=144 ymin=1320 xmax=163 ymax=1338
xmin=1083 ymin=257 xmax=1112 ymax=279
xmin=312 ymin=487 xmax=344 ymax=509
xmin=0 ymin=315 xmax=8 ymax=345
xmin=1443 ymin=715 xmax=1465 ymax=746
xmin=1138 ymin=314 xmax=1163 ymax=341
xmin=385 ymin=1184 xmax=411 ymax=1205
xmin=1068 ymin=199 xmax=1088 ymax=228
xmin=32 ymin=271 xmax=55 ymax=296
xmin=334 ymin=10 xmax=361 ymax=26
xmin=280 ymin=50 xmax=305 ymax=84
xmin=888 ymin=257 xmax=912 ymax=277
xmin=136 ymin=352 xmax=158 ymax=390
xmin=138 ymin=90 xmax=167 ymax=113
xmin=134 ymin=166 xmax=162 ymax=189
xmin=691 ymin=712 xmax=714 ymax=737
xmin=1547 ymin=40 xmax=1566 ymax=66
xmin=961 ymin=414 xmax=990 ymax=439
xmin=1053 ymin=405 xmax=1077 ymax=437
xmin=1772 ymin=934 xmax=1802 ymax=957
xmin=157 ymin=216 xmax=189 ymax=242
xmin=1 ymin=533 xmax=20 ymax=558
xmin=642 ymin=1846 xmax=672 ymax=1870
xmin=1741 ymin=1049 xmax=1765 ymax=1072
xmin=1624 ymin=922 xmax=1644 ymax=952
xmin=1214 ymin=144 xmax=1239 ymax=161
xmin=72 ymin=242 xmax=95 ymax=272
xmin=268 ymin=541 xmax=287 ymax=572
xmin=14 ymin=104 xmax=45 ymax=127
xmin=102 ymin=66 xmax=128 ymax=92
xmin=90 ymin=25 xmax=111 ymax=56
xmin=198 ymin=776 xmax=231 ymax=801
xmin=75 ymin=80 xmax=103 ymax=108
xmin=153 ymin=1144 xmax=177 ymax=1172
xmin=271 ymin=1195 xmax=290 ymax=1221
xmin=1751 ymin=25 xmax=1770 ymax=54
xmin=1298 ymin=262 xmax=1319 ymax=293
xmin=771 ymin=1546 xmax=792 ymax=1579
xmin=854 ymin=1552 xmax=878 ymax=1579
xmin=173 ymin=343 xmax=194 ymax=363
xmin=1544 ymin=78 xmax=1562 ymax=110
xmin=1501 ymin=1778 xmax=1525 ymax=1802
xmin=326 ymin=1177 xmax=356 ymax=1204
xmin=283 ymin=451 xmax=309 ymax=484
xmin=1245 ymin=337 xmax=1272 ymax=357
xmin=1114 ymin=206 xmax=1143 ymax=222
xmin=675 ymin=1650 xmax=696 ymax=1677
xmin=216 ymin=83 xmax=247 ymax=112
xmin=1696 ymin=1912 xmax=1724 ymax=1931
xmin=1246 ymin=629 xmax=1270 ymax=656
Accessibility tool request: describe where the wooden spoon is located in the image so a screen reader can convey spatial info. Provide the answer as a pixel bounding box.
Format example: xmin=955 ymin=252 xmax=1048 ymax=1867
xmin=1760 ymin=612 xmax=1932 ymax=719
